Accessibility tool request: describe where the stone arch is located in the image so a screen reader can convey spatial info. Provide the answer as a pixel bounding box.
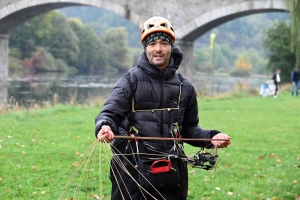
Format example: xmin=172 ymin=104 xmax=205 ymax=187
xmin=0 ymin=0 xmax=142 ymax=34
xmin=176 ymin=0 xmax=289 ymax=41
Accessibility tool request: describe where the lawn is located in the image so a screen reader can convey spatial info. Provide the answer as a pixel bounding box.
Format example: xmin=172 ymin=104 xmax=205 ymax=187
xmin=0 ymin=91 xmax=299 ymax=200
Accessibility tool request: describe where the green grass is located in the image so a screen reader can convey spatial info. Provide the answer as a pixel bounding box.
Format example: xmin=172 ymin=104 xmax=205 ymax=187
xmin=0 ymin=92 xmax=299 ymax=200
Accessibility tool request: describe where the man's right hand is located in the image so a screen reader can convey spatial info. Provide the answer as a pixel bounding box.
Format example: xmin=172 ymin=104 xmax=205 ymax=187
xmin=97 ymin=125 xmax=114 ymax=142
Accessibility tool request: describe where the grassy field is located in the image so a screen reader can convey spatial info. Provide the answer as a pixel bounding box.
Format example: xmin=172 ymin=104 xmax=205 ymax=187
xmin=0 ymin=91 xmax=299 ymax=200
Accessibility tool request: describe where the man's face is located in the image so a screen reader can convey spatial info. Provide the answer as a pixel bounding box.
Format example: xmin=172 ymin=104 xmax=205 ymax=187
xmin=146 ymin=39 xmax=172 ymax=70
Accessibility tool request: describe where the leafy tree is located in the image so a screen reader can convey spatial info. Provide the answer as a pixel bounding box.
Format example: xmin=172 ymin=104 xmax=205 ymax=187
xmin=194 ymin=48 xmax=212 ymax=74
xmin=9 ymin=12 xmax=56 ymax=59
xmin=69 ymin=18 xmax=108 ymax=73
xmin=229 ymin=54 xmax=252 ymax=77
xmin=21 ymin=47 xmax=68 ymax=72
xmin=284 ymin=0 xmax=300 ymax=65
xmin=45 ymin=11 xmax=80 ymax=66
xmin=9 ymin=22 xmax=38 ymax=59
xmin=60 ymin=6 xmax=141 ymax=47
xmin=9 ymin=11 xmax=80 ymax=72
xmin=235 ymin=54 xmax=252 ymax=71
xmin=101 ymin=27 xmax=132 ymax=72
xmin=263 ymin=21 xmax=295 ymax=82
xmin=247 ymin=48 xmax=268 ymax=75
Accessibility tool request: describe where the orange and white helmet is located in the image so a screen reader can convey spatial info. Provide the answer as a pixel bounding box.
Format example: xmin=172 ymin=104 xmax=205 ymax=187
xmin=141 ymin=16 xmax=175 ymax=45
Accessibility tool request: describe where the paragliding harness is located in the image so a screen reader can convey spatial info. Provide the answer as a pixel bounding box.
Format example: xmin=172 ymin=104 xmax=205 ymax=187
xmin=124 ymin=68 xmax=218 ymax=190
xmin=126 ymin=68 xmax=185 ymax=190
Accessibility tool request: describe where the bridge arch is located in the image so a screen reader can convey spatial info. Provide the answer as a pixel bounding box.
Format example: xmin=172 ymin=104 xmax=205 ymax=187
xmin=176 ymin=0 xmax=288 ymax=41
xmin=0 ymin=0 xmax=142 ymax=34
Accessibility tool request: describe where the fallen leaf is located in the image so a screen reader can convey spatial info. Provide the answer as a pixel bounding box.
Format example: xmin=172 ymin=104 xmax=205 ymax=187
xmin=276 ymin=159 xmax=281 ymax=163
xmin=215 ymin=187 xmax=221 ymax=190
xmin=227 ymin=191 xmax=234 ymax=195
xmin=268 ymin=153 xmax=277 ymax=158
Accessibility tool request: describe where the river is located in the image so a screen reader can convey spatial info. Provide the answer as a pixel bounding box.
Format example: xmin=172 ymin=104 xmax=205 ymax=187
xmin=0 ymin=71 xmax=268 ymax=107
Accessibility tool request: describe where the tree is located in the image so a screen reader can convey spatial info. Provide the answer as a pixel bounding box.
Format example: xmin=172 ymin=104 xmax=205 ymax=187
xmin=235 ymin=54 xmax=252 ymax=71
xmin=101 ymin=27 xmax=132 ymax=72
xmin=45 ymin=12 xmax=80 ymax=67
xmin=263 ymin=21 xmax=296 ymax=82
xmin=9 ymin=11 xmax=79 ymax=72
xmin=229 ymin=54 xmax=252 ymax=77
xmin=194 ymin=48 xmax=212 ymax=74
xmin=284 ymin=0 xmax=300 ymax=66
xmin=69 ymin=18 xmax=108 ymax=73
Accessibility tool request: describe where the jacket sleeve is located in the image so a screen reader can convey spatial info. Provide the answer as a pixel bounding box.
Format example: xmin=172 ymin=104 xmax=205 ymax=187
xmin=181 ymin=81 xmax=220 ymax=148
xmin=291 ymin=71 xmax=294 ymax=82
xmin=94 ymin=74 xmax=132 ymax=137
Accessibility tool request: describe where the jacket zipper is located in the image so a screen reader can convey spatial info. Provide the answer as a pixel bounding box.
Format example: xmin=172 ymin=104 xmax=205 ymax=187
xmin=159 ymin=74 xmax=164 ymax=136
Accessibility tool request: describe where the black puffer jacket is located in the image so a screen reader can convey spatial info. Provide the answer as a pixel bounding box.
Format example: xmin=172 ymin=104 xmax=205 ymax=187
xmin=95 ymin=45 xmax=219 ymax=148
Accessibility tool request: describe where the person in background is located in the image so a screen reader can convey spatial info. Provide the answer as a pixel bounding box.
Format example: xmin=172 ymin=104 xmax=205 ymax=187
xmin=291 ymin=67 xmax=300 ymax=96
xmin=272 ymin=68 xmax=281 ymax=98
xmin=94 ymin=16 xmax=231 ymax=199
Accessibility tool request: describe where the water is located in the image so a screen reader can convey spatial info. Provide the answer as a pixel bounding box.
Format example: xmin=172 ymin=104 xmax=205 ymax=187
xmin=2 ymin=71 xmax=122 ymax=107
xmin=0 ymin=71 xmax=268 ymax=106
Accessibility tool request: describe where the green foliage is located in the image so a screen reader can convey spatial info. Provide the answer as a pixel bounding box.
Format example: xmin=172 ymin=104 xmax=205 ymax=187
xmin=101 ymin=27 xmax=132 ymax=72
xmin=0 ymin=92 xmax=299 ymax=199
xmin=9 ymin=21 xmax=37 ymax=59
xmin=9 ymin=10 xmax=134 ymax=74
xmin=263 ymin=21 xmax=296 ymax=82
xmin=194 ymin=48 xmax=213 ymax=73
xmin=9 ymin=11 xmax=80 ymax=71
xmin=45 ymin=12 xmax=80 ymax=65
xmin=69 ymin=18 xmax=109 ymax=73
xmin=229 ymin=54 xmax=252 ymax=77
xmin=196 ymin=12 xmax=289 ymax=75
xmin=8 ymin=56 xmax=24 ymax=71
xmin=284 ymin=0 xmax=300 ymax=66
xmin=129 ymin=47 xmax=143 ymax=67
xmin=60 ymin=6 xmax=141 ymax=47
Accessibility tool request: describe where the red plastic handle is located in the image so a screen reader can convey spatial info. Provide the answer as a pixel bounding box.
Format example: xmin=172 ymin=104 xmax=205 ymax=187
xmin=150 ymin=160 xmax=172 ymax=174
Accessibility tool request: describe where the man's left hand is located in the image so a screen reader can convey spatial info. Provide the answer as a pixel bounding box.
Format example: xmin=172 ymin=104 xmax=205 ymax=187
xmin=211 ymin=133 xmax=231 ymax=148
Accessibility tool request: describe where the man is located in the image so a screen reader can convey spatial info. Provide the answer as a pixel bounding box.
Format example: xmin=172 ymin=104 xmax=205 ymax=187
xmin=95 ymin=16 xmax=231 ymax=200
xmin=272 ymin=68 xmax=281 ymax=98
xmin=291 ymin=67 xmax=300 ymax=96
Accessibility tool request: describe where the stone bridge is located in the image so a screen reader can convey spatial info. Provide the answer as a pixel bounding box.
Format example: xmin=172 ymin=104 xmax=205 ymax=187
xmin=0 ymin=0 xmax=288 ymax=104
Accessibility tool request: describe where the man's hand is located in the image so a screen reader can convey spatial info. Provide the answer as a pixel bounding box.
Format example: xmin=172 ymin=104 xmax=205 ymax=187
xmin=97 ymin=125 xmax=114 ymax=142
xmin=211 ymin=133 xmax=231 ymax=148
